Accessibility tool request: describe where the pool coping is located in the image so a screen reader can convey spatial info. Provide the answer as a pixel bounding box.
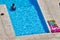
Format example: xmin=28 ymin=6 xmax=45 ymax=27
xmin=0 ymin=0 xmax=60 ymax=40
xmin=0 ymin=5 xmax=15 ymax=40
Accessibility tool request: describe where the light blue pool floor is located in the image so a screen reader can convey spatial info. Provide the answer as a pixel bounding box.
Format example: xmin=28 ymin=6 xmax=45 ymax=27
xmin=0 ymin=0 xmax=48 ymax=36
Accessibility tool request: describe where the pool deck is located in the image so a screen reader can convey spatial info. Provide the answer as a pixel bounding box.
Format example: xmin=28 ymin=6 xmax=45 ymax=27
xmin=38 ymin=0 xmax=60 ymax=28
xmin=0 ymin=0 xmax=60 ymax=40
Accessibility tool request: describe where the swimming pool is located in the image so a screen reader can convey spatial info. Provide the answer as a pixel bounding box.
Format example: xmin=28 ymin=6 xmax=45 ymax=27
xmin=0 ymin=0 xmax=49 ymax=36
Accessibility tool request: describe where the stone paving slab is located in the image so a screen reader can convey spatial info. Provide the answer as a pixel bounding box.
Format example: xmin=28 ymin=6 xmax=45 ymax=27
xmin=0 ymin=5 xmax=15 ymax=40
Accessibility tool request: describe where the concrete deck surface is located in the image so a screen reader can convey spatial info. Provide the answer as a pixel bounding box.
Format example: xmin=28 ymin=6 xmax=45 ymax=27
xmin=0 ymin=0 xmax=60 ymax=40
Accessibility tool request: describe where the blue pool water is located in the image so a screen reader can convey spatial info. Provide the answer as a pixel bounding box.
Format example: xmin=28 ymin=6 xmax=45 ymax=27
xmin=0 ymin=0 xmax=49 ymax=36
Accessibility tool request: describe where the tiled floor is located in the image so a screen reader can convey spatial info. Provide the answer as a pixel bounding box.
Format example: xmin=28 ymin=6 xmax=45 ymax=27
xmin=0 ymin=0 xmax=60 ymax=40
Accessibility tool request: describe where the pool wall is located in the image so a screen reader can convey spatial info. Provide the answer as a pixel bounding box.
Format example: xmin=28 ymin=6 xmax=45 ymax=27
xmin=29 ymin=0 xmax=49 ymax=33
xmin=37 ymin=0 xmax=51 ymax=32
